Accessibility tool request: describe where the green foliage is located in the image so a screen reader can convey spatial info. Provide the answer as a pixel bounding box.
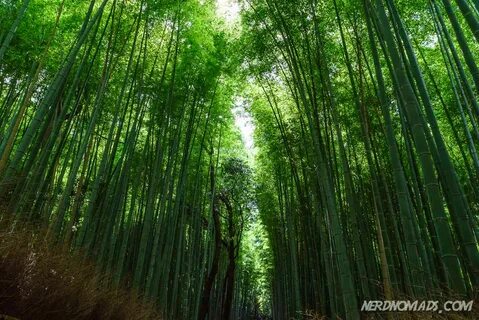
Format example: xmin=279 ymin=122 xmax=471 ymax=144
xmin=1 ymin=0 xmax=479 ymax=319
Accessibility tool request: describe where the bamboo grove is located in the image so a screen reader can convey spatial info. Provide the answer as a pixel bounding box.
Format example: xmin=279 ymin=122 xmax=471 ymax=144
xmin=0 ymin=0 xmax=478 ymax=319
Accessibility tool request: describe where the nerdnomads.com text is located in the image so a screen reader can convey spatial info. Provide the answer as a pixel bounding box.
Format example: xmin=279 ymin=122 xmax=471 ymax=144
xmin=361 ymin=300 xmax=474 ymax=313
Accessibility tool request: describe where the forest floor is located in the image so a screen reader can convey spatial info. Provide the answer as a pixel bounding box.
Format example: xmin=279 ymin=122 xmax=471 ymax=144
xmin=0 ymin=218 xmax=161 ymax=320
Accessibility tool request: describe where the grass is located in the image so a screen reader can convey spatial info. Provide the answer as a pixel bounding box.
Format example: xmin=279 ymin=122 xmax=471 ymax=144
xmin=0 ymin=219 xmax=161 ymax=320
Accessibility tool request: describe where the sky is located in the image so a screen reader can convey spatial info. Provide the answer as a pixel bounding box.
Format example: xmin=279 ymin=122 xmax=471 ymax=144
xmin=215 ymin=0 xmax=241 ymax=24
xmin=232 ymin=97 xmax=256 ymax=159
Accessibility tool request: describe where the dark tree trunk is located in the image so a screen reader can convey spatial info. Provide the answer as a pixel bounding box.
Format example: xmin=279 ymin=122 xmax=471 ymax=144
xmin=221 ymin=244 xmax=236 ymax=320
xmin=220 ymin=193 xmax=237 ymax=320
xmin=198 ymin=165 xmax=222 ymax=320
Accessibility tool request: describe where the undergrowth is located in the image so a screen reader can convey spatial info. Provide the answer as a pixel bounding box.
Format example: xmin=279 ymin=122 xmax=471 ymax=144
xmin=0 ymin=219 xmax=160 ymax=320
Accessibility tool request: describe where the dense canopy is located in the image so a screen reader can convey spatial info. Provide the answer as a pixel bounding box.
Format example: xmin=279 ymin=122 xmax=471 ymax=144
xmin=0 ymin=0 xmax=479 ymax=319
